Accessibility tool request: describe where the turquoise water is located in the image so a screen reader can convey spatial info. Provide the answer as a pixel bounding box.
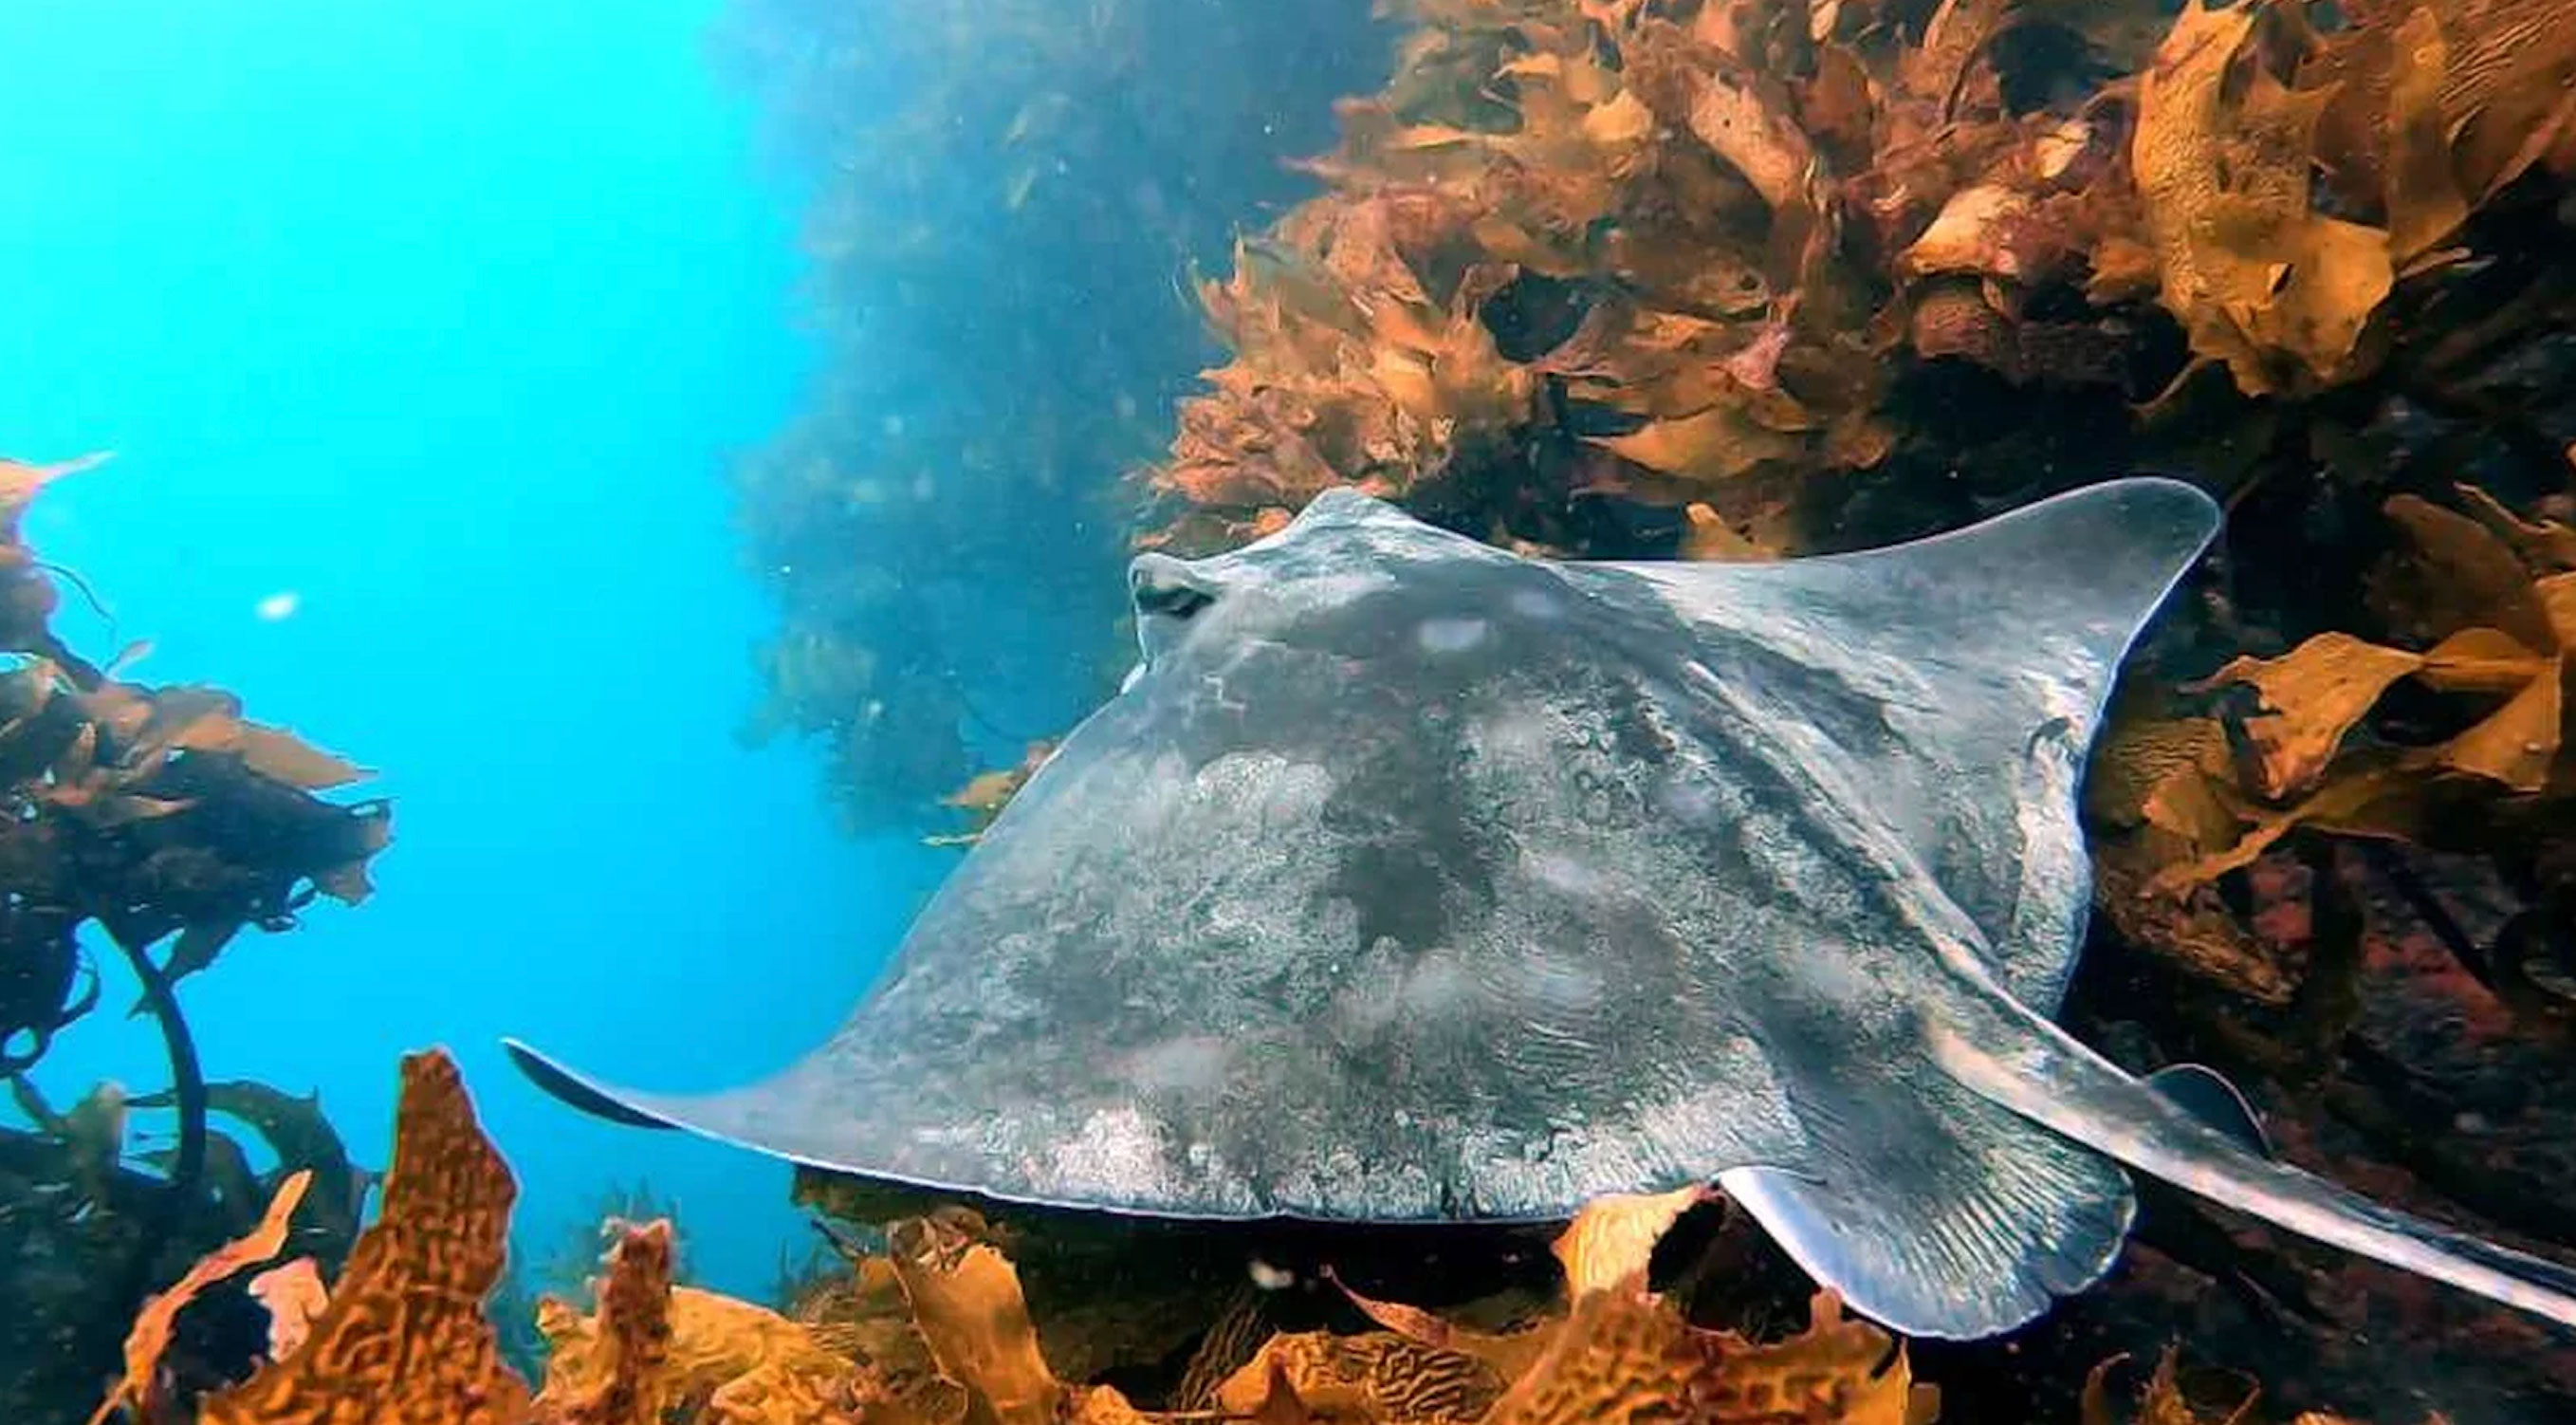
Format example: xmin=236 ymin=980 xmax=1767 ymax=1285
xmin=0 ymin=0 xmax=941 ymax=1297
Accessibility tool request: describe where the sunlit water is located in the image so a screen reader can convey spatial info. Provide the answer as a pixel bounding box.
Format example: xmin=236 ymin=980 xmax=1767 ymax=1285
xmin=0 ymin=0 xmax=948 ymax=1299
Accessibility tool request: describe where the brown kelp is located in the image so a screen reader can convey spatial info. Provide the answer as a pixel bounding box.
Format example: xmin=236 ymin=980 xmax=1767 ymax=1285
xmin=1095 ymin=0 xmax=2574 ymax=1412
xmin=1142 ymin=0 xmax=2573 ymax=554
xmin=119 ymin=1050 xmax=1957 ymax=1425
xmin=0 ymin=454 xmax=390 ymax=1423
xmin=115 ymin=1048 xmax=2497 ymax=1424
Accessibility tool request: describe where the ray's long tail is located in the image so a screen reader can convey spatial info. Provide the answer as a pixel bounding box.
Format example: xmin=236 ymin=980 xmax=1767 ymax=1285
xmin=1930 ymin=1006 xmax=2576 ymax=1332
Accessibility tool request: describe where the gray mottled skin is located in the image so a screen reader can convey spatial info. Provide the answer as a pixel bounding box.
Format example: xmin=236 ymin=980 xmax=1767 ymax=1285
xmin=508 ymin=478 xmax=2576 ymax=1341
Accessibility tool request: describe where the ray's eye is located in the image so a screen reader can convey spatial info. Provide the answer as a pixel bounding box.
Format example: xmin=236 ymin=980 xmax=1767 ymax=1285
xmin=1129 ymin=553 xmax=1221 ymax=629
xmin=1134 ymin=581 xmax=1214 ymax=621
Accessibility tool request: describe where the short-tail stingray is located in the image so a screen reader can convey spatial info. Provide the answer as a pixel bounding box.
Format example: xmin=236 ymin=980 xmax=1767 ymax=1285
xmin=507 ymin=478 xmax=2576 ymax=1339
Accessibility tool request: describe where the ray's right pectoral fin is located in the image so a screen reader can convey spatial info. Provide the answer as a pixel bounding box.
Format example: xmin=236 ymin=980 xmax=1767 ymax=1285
xmin=1718 ymin=1066 xmax=2137 ymax=1341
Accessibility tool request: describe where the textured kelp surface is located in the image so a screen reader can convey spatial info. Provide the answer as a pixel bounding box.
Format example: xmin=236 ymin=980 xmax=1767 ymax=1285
xmin=97 ymin=1053 xmax=1961 ymax=1425
xmin=0 ymin=455 xmax=390 ymax=1423
xmin=87 ymin=1051 xmax=2529 ymax=1424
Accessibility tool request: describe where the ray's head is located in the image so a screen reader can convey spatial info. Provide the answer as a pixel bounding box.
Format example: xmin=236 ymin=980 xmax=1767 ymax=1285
xmin=1119 ymin=488 xmax=1567 ymax=694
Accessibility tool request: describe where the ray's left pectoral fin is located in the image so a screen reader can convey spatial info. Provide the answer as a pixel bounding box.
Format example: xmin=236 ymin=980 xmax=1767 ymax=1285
xmin=501 ymin=1038 xmax=684 ymax=1131
xmin=1932 ymin=1017 xmax=2576 ymax=1333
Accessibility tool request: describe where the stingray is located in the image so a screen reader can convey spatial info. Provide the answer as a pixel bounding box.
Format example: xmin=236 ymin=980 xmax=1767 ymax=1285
xmin=506 ymin=478 xmax=2576 ymax=1340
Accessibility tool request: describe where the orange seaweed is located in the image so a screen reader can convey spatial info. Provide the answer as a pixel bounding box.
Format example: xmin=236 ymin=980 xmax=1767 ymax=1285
xmin=535 ymin=1221 xmax=678 ymax=1425
xmin=198 ymin=1051 xmax=530 ymax=1425
xmin=248 ymin=1258 xmax=331 ymax=1365
xmin=86 ymin=1170 xmax=312 ymax=1425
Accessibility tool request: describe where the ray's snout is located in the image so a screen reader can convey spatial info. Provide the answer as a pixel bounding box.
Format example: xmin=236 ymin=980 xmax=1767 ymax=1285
xmin=1130 ymin=552 xmax=1222 ymax=657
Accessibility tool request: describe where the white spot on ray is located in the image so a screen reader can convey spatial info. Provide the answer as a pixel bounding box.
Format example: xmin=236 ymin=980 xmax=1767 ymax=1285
xmin=1279 ymin=570 xmax=1394 ymax=610
xmin=1417 ymin=617 xmax=1488 ymax=654
xmin=1507 ymin=953 xmax=1604 ymax=1015
xmin=1050 ymin=1106 xmax=1173 ymax=1196
xmin=1121 ymin=1035 xmax=1234 ymax=1095
xmin=1397 ymin=951 xmax=1478 ymax=1015
xmin=1524 ymin=847 xmax=1610 ymax=897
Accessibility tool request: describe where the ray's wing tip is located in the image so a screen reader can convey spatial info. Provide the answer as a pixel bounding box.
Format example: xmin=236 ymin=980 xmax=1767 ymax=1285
xmin=2104 ymin=472 xmax=2216 ymax=503
xmin=2024 ymin=474 xmax=2223 ymax=560
xmin=499 ymin=1037 xmax=682 ymax=1131
xmin=2105 ymin=472 xmax=2224 ymax=538
xmin=2011 ymin=475 xmax=2223 ymax=628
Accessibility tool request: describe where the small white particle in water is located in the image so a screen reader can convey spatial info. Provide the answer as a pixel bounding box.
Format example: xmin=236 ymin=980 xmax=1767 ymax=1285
xmin=254 ymin=591 xmax=301 ymax=621
xmin=1247 ymin=1258 xmax=1294 ymax=1290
